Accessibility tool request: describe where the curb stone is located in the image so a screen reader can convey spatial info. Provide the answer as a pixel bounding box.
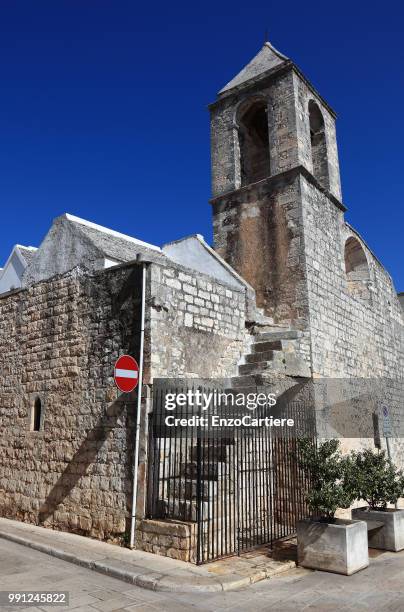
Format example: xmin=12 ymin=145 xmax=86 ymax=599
xmin=0 ymin=523 xmax=295 ymax=593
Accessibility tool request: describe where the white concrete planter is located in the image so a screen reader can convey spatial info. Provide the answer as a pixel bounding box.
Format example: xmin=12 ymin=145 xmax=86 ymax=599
xmin=297 ymin=518 xmax=369 ymax=575
xmin=352 ymin=507 xmax=404 ymax=552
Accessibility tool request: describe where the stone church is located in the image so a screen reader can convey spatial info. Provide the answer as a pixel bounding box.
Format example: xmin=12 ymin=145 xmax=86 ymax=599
xmin=0 ymin=41 xmax=403 ymax=563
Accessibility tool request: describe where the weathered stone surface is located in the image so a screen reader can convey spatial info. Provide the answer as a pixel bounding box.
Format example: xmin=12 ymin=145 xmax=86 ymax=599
xmin=138 ymin=518 xmax=195 ymax=539
xmin=149 ymin=263 xmax=249 ymax=380
xmin=0 ymin=256 xmax=251 ymax=559
xmin=0 ymin=265 xmax=143 ymax=541
xmin=1 ymin=39 xmax=404 ymax=570
xmin=137 ymin=519 xmax=197 ymax=562
xmin=209 ymin=40 xmax=404 ymax=466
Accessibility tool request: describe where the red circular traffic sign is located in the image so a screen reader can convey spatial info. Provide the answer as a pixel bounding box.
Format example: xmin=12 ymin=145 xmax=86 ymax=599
xmin=114 ymin=355 xmax=139 ymax=393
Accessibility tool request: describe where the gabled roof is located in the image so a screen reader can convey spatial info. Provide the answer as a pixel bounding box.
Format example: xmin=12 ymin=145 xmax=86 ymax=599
xmin=0 ymin=244 xmax=37 ymax=293
xmin=0 ymin=244 xmax=37 ymax=276
xmin=20 ymin=213 xmax=251 ymax=292
xmin=219 ymin=41 xmax=289 ymax=95
xmin=63 ymin=214 xmax=165 ymax=264
xmin=17 ymin=245 xmax=37 ymax=266
xmin=163 ymin=233 xmax=253 ymax=290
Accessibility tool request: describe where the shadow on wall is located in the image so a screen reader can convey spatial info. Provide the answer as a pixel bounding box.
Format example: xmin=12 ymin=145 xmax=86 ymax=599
xmin=35 ymin=266 xmax=143 ymax=539
xmin=38 ymin=393 xmax=136 ymax=539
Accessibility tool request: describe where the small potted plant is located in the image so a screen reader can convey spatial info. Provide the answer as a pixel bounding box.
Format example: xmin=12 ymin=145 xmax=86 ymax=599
xmin=351 ymin=449 xmax=404 ymax=551
xmin=296 ymin=439 xmax=369 ymax=575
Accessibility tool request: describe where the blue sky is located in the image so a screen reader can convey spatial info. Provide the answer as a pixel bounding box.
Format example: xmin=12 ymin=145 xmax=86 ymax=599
xmin=0 ymin=1 xmax=403 ymax=289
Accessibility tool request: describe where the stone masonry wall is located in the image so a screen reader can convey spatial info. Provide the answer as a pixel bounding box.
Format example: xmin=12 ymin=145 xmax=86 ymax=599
xmin=301 ymin=175 xmax=403 ymax=378
xmin=148 ymin=262 xmax=249 ymax=379
xmin=210 ymin=65 xmax=341 ymax=202
xmin=0 ymin=264 xmax=144 ymax=541
xmin=300 ymin=175 xmax=404 ymax=466
xmin=210 ymin=69 xmax=299 ymax=198
xmin=136 ymin=519 xmax=197 ymax=562
xmin=211 ymin=172 xmax=312 ymax=366
xmin=294 ymin=72 xmax=342 ymax=201
xmin=209 ymin=65 xmax=346 ymax=370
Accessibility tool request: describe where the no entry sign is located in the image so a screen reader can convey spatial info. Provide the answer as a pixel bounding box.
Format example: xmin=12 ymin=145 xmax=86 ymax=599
xmin=114 ymin=355 xmax=139 ymax=393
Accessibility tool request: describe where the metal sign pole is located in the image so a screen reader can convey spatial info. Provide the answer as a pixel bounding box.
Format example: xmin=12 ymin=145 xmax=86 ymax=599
xmin=130 ymin=260 xmax=147 ymax=549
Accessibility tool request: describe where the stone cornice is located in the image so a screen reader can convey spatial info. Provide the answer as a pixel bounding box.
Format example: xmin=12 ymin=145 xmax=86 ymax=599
xmin=210 ymin=165 xmax=347 ymax=213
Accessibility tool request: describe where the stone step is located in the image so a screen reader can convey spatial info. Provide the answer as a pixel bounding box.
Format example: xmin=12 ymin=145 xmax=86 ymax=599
xmin=251 ymin=339 xmax=294 ymax=353
xmin=239 ymin=361 xmax=276 ymax=375
xmin=157 ymin=497 xmax=235 ymax=521
xmin=250 ymin=353 xmax=310 ymax=378
xmin=231 ymin=375 xmax=259 ymax=388
xmin=156 ymin=500 xmax=274 ymax=531
xmin=184 ymin=479 xmax=234 ymax=500
xmin=254 ymin=330 xmax=303 ymax=342
xmin=252 ymin=324 xmax=290 ymax=333
xmin=252 ymin=308 xmax=275 ymax=326
xmin=281 ymin=353 xmax=311 ymax=378
xmin=225 ymin=386 xmax=258 ymax=395
xmin=169 ymin=478 xmax=218 ymax=500
xmin=231 ymin=369 xmax=298 ymax=387
xmin=189 ymin=448 xmax=272 ymax=469
xmin=191 ymin=443 xmax=233 ymax=463
xmin=231 ymin=374 xmax=283 ymax=387
xmin=181 ymin=461 xmax=224 ymax=480
xmin=245 ymin=350 xmax=276 ymax=364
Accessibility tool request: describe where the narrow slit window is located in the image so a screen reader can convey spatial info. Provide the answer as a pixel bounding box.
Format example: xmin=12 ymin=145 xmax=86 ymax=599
xmin=32 ymin=397 xmax=42 ymax=431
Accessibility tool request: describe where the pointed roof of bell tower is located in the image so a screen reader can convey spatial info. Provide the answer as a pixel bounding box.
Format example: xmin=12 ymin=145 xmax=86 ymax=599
xmin=219 ymin=40 xmax=289 ymax=95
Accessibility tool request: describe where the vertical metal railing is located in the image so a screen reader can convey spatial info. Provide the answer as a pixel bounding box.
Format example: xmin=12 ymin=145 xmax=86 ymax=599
xmin=147 ymin=379 xmax=314 ymax=564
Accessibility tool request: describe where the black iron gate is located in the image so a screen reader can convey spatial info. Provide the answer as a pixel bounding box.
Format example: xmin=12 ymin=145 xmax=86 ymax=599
xmin=147 ymin=379 xmax=313 ymax=564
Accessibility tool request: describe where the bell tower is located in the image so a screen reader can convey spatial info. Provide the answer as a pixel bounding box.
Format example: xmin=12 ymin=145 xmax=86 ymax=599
xmin=210 ymin=41 xmax=343 ymax=328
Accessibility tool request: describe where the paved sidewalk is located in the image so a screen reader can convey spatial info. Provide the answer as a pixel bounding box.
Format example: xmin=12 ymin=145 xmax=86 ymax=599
xmin=0 ymin=518 xmax=294 ymax=593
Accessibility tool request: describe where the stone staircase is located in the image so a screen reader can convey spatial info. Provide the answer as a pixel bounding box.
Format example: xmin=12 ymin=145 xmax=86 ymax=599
xmin=231 ymin=323 xmax=311 ymax=389
xmin=154 ymin=317 xmax=312 ymax=561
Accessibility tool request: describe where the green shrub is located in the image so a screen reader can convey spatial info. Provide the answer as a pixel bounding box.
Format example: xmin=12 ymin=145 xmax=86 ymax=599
xmin=296 ymin=439 xmax=355 ymax=521
xmin=350 ymin=448 xmax=404 ymax=510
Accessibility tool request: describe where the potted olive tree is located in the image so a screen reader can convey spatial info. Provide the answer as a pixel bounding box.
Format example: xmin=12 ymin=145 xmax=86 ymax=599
xmin=351 ymin=449 xmax=404 ymax=551
xmin=296 ymin=439 xmax=369 ymax=575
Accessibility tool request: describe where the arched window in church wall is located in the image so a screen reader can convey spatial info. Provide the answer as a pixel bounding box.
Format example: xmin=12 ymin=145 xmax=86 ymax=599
xmin=309 ymin=100 xmax=330 ymax=189
xmin=237 ymin=99 xmax=270 ymax=186
xmin=344 ymin=236 xmax=371 ymax=302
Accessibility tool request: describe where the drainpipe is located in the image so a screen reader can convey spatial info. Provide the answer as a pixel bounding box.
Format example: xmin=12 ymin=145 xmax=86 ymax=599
xmin=129 ymin=255 xmax=147 ymax=549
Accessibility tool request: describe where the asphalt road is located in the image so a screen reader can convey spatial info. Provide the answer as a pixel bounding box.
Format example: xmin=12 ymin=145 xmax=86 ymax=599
xmin=0 ymin=538 xmax=404 ymax=611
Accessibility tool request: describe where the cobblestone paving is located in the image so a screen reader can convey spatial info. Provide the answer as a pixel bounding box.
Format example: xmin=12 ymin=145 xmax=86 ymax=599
xmin=1 ymin=539 xmax=404 ymax=611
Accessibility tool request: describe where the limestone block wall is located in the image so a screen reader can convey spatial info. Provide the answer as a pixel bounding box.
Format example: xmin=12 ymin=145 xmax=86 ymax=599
xmin=0 ymin=264 xmax=144 ymax=541
xmin=300 ymin=175 xmax=404 ymax=465
xmin=210 ymin=96 xmax=238 ymax=199
xmin=266 ymin=70 xmax=300 ymax=177
xmin=301 ymin=175 xmax=403 ymax=378
xmin=210 ymin=69 xmax=299 ymax=198
xmin=211 ymin=171 xmax=312 ymax=365
xmin=294 ymin=73 xmax=342 ymax=201
xmin=148 ymin=262 xmax=249 ymax=379
xmin=136 ymin=519 xmax=197 ymax=562
xmin=210 ymin=64 xmax=341 ymax=201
